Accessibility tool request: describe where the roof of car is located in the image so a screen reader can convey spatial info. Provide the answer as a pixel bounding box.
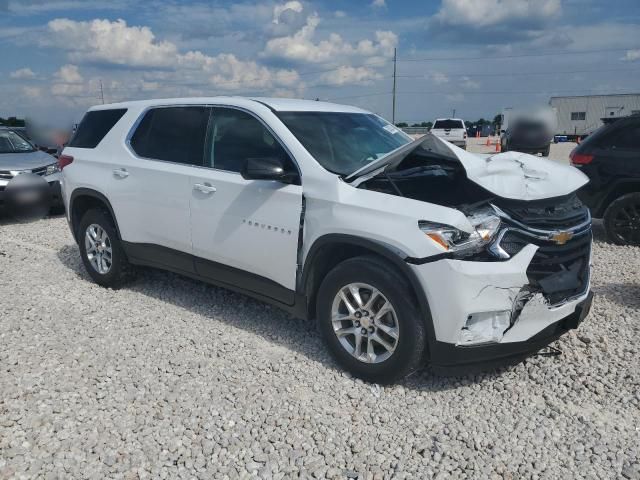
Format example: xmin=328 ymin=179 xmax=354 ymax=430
xmin=434 ymin=118 xmax=465 ymax=122
xmin=89 ymin=97 xmax=368 ymax=114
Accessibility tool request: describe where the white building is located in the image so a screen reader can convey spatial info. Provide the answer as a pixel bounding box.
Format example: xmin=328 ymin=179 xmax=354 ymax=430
xmin=550 ymin=93 xmax=640 ymax=137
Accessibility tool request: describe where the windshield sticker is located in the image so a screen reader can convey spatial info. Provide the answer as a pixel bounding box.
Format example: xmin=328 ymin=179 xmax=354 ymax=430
xmin=383 ymin=124 xmax=400 ymax=134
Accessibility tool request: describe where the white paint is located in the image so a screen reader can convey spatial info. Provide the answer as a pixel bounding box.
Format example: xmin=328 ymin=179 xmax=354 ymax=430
xmin=62 ymin=97 xmax=592 ymax=351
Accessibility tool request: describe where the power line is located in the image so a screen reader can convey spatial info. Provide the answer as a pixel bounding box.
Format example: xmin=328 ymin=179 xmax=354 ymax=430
xmin=398 ymin=46 xmax=639 ymax=63
xmin=396 ymin=66 xmax=640 ymax=79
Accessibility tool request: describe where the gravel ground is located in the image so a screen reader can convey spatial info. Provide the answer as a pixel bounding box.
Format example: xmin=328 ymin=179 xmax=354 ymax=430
xmin=0 ymin=215 xmax=639 ymax=479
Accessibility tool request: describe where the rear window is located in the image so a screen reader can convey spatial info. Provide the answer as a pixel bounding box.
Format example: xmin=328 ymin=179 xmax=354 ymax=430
xmin=129 ymin=106 xmax=210 ymax=166
xmin=433 ymin=120 xmax=464 ymax=129
xmin=68 ymin=109 xmax=127 ymax=148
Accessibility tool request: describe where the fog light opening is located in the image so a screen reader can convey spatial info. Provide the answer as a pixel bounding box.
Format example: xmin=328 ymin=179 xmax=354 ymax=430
xmin=458 ymin=311 xmax=511 ymax=346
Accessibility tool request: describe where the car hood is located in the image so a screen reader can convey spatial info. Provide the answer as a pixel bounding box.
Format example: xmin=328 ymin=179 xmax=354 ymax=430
xmin=0 ymin=150 xmax=56 ymax=171
xmin=349 ymin=135 xmax=588 ymax=201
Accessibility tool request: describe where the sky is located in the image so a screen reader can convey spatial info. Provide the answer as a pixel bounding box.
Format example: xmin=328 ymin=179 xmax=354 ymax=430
xmin=1 ymin=0 xmax=639 ymax=125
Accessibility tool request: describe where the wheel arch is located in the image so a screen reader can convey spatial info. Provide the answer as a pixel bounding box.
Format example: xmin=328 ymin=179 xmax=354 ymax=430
xmin=596 ymin=179 xmax=640 ymax=217
xmin=69 ymin=188 xmax=121 ymax=244
xmin=299 ymin=234 xmax=437 ymax=357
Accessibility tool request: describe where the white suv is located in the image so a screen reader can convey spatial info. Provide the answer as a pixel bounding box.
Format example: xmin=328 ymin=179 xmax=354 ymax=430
xmin=60 ymin=97 xmax=593 ymax=383
xmin=430 ymin=118 xmax=468 ymax=149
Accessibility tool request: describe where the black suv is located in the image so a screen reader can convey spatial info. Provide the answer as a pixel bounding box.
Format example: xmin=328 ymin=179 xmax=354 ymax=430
xmin=501 ymin=119 xmax=552 ymax=156
xmin=571 ymin=114 xmax=640 ymax=245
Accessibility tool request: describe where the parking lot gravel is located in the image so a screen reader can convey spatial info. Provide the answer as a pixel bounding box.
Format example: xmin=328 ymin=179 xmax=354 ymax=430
xmin=1 ymin=215 xmax=639 ymax=479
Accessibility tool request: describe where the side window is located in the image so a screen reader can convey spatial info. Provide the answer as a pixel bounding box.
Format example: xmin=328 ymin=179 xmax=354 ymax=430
xmin=608 ymin=123 xmax=640 ymax=150
xmin=69 ymin=109 xmax=127 ymax=148
xmin=130 ymin=106 xmax=210 ymax=166
xmin=207 ymin=107 xmax=296 ymax=176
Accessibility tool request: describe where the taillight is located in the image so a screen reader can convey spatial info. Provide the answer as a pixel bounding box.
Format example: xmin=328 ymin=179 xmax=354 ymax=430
xmin=569 ymin=150 xmax=593 ymax=165
xmin=464 ymin=132 xmax=468 ymax=139
xmin=58 ymin=154 xmax=74 ymax=170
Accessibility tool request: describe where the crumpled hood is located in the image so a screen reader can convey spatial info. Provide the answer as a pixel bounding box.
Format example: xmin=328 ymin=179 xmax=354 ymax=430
xmin=448 ymin=142 xmax=589 ymax=201
xmin=348 ymin=134 xmax=589 ymax=202
xmin=0 ymin=150 xmax=57 ymax=171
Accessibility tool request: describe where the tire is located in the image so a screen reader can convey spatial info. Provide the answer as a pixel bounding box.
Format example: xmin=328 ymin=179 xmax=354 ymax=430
xmin=78 ymin=208 xmax=135 ymax=288
xmin=316 ymin=255 xmax=426 ymax=383
xmin=603 ymin=192 xmax=640 ymax=246
xmin=541 ymin=145 xmax=550 ymax=157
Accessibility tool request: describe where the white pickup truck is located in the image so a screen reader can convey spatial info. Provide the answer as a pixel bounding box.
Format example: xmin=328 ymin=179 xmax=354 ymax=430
xmin=430 ymin=118 xmax=467 ymax=149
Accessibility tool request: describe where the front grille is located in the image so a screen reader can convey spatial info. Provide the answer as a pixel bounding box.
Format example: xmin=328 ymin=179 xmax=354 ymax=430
xmin=0 ymin=166 xmax=49 ymax=180
xmin=498 ymin=194 xmax=589 ymax=230
xmin=500 ymin=230 xmax=591 ymax=305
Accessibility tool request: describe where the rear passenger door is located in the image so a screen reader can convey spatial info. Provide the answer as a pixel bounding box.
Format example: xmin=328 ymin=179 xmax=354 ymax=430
xmin=189 ymin=107 xmax=303 ymax=304
xmin=114 ymin=106 xmax=210 ymax=267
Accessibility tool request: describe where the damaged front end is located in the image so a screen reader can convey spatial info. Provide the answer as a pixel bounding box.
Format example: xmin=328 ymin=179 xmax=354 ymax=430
xmin=352 ymin=134 xmax=593 ymax=363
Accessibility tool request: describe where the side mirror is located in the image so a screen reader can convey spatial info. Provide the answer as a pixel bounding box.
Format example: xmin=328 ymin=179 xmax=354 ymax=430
xmin=241 ymin=157 xmax=296 ymax=183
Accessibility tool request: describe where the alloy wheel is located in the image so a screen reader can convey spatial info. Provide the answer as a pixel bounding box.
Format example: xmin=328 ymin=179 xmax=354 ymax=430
xmin=85 ymin=223 xmax=113 ymax=274
xmin=612 ymin=202 xmax=640 ymax=245
xmin=331 ymin=283 xmax=399 ymax=364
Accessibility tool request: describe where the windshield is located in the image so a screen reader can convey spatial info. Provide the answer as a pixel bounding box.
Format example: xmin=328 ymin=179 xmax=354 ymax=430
xmin=277 ymin=112 xmax=412 ymax=175
xmin=0 ymin=130 xmax=36 ymax=154
xmin=433 ymin=119 xmax=465 ymax=129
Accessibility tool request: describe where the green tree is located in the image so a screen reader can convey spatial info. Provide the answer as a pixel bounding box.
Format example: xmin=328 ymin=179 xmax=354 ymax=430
xmin=0 ymin=117 xmax=26 ymax=127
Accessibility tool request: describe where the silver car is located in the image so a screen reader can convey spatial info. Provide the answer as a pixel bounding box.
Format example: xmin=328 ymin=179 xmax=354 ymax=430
xmin=0 ymin=127 xmax=63 ymax=212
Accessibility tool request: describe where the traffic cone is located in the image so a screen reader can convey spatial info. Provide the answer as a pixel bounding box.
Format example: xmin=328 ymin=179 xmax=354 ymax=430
xmin=495 ymin=142 xmax=501 ymax=153
xmin=576 ymin=136 xmax=581 ymax=144
xmin=486 ymin=137 xmax=491 ymax=146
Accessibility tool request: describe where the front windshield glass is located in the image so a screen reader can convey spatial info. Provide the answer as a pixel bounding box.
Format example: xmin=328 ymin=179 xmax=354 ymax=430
xmin=277 ymin=112 xmax=412 ymax=175
xmin=0 ymin=130 xmax=36 ymax=154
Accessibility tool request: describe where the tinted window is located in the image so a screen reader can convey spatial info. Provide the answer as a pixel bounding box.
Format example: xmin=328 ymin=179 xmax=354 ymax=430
xmin=607 ymin=123 xmax=640 ymax=150
xmin=130 ymin=107 xmax=209 ymax=166
xmin=277 ymin=112 xmax=410 ymax=175
xmin=208 ymin=108 xmax=296 ymax=175
xmin=571 ymin=112 xmax=586 ymax=121
xmin=433 ymin=119 xmax=464 ymax=129
xmin=69 ymin=109 xmax=127 ymax=148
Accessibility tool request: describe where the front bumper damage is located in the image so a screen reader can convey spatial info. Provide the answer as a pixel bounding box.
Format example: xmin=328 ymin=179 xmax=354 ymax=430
xmin=411 ymin=238 xmax=593 ymax=372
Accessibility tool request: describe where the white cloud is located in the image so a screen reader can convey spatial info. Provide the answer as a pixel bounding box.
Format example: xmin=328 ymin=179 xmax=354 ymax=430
xmin=434 ymin=0 xmax=561 ymax=27
xmin=45 ymin=18 xmax=301 ymax=92
xmin=430 ymin=72 xmax=449 ymax=85
xmin=48 ymin=18 xmax=179 ymax=68
xmin=320 ymin=66 xmax=383 ymax=86
xmin=54 ymin=64 xmax=83 ymax=83
xmin=22 ymin=86 xmax=41 ymax=98
xmin=624 ymin=49 xmax=640 ymax=61
xmin=10 ymin=68 xmax=35 ymax=79
xmin=371 ymin=0 xmax=386 ymax=7
xmin=273 ymin=1 xmax=303 ymax=23
xmin=334 ymin=10 xmax=346 ymax=18
xmin=263 ymin=13 xmax=398 ymax=63
xmin=460 ymin=76 xmax=480 ymax=89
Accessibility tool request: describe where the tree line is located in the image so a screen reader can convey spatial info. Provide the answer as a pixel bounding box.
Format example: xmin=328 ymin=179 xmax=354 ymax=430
xmin=0 ymin=117 xmax=26 ymax=127
xmin=395 ymin=115 xmax=501 ymax=129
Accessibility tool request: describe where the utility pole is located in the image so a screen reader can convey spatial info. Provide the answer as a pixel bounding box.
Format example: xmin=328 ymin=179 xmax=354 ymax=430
xmin=452 ymin=108 xmax=456 ymax=118
xmin=392 ymin=47 xmax=397 ymax=125
xmin=99 ymin=80 xmax=105 ymax=104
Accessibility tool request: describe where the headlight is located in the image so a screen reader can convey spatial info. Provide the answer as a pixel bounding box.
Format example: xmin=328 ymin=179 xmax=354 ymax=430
xmin=419 ymin=210 xmax=500 ymax=252
xmin=45 ymin=163 xmax=60 ymax=175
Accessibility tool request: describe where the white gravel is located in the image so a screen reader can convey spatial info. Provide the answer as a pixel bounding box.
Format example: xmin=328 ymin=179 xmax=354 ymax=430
xmin=0 ymin=215 xmax=639 ymax=479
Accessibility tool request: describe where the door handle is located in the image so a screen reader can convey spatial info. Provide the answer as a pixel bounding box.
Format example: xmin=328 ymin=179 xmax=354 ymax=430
xmin=113 ymin=168 xmax=129 ymax=178
xmin=193 ymin=183 xmax=217 ymax=194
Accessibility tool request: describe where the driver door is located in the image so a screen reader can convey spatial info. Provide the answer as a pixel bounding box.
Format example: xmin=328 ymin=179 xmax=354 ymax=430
xmin=189 ymin=107 xmax=302 ymax=304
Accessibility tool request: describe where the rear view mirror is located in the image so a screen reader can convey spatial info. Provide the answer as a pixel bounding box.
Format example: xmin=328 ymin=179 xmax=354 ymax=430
xmin=241 ymin=157 xmax=296 ymax=183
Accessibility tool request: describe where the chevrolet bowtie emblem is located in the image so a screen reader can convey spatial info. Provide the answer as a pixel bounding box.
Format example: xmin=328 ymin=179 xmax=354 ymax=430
xmin=551 ymin=231 xmax=573 ymax=245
